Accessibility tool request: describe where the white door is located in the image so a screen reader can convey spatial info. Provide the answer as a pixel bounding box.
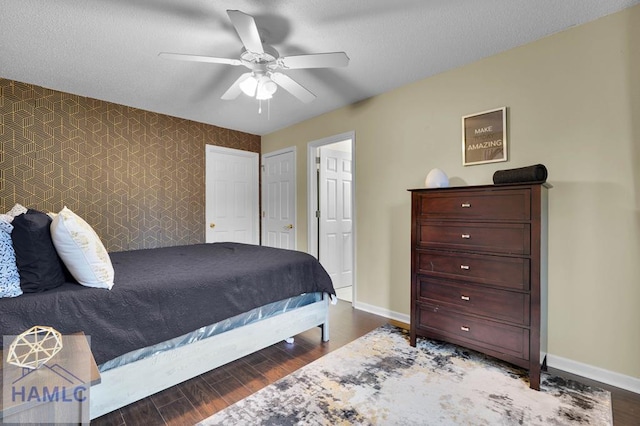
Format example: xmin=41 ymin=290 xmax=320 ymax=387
xmin=319 ymin=147 xmax=353 ymax=289
xmin=262 ymin=148 xmax=296 ymax=249
xmin=205 ymin=145 xmax=259 ymax=244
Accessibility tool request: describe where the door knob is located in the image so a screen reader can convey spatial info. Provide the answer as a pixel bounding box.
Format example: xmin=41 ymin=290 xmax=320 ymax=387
xmin=285 ymin=224 xmax=294 ymax=230
xmin=210 ymin=223 xmax=216 ymax=229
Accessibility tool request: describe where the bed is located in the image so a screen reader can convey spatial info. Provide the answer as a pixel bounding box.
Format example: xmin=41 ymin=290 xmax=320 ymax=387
xmin=0 ymin=242 xmax=336 ymax=419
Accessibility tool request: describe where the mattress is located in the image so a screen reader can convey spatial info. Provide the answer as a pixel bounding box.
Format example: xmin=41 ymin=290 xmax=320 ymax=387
xmin=99 ymin=292 xmax=322 ymax=372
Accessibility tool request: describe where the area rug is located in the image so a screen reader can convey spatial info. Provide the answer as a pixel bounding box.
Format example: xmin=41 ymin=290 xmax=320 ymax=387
xmin=198 ymin=325 xmax=612 ymax=425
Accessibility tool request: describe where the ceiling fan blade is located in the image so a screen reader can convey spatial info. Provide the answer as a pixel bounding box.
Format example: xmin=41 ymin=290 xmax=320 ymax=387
xmin=270 ymin=72 xmax=316 ymax=103
xmin=159 ymin=52 xmax=242 ymax=66
xmin=279 ymin=52 xmax=349 ymax=69
xmin=227 ymin=10 xmax=264 ymax=54
xmin=221 ymin=72 xmax=253 ymax=100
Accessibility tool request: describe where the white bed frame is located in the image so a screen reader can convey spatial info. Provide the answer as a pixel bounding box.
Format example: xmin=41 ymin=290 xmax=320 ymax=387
xmin=89 ymin=294 xmax=330 ymax=419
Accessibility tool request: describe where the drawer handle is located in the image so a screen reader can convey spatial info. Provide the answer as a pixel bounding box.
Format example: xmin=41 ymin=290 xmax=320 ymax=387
xmin=460 ymin=265 xmax=470 ymax=270
xmin=461 ymin=203 xmax=471 ymax=208
xmin=461 ymin=295 xmax=470 ymax=301
xmin=461 ymin=234 xmax=470 ymax=239
xmin=460 ymin=326 xmax=470 ymax=332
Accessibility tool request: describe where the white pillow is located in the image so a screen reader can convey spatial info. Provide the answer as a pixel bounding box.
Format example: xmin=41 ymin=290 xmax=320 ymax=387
xmin=5 ymin=203 xmax=27 ymax=222
xmin=50 ymin=207 xmax=114 ymax=290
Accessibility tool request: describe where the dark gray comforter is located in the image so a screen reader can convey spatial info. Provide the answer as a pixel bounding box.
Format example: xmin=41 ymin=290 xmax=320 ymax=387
xmin=0 ymin=243 xmax=335 ymax=365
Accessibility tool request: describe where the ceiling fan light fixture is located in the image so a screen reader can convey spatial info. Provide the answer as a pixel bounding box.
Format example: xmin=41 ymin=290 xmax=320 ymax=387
xmin=239 ymin=75 xmax=258 ymax=97
xmin=255 ymin=75 xmax=277 ymax=100
xmin=252 ymin=75 xmax=274 ymax=100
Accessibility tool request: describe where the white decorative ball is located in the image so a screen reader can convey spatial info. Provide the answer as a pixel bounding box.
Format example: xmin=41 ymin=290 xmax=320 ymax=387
xmin=425 ymin=168 xmax=449 ymax=188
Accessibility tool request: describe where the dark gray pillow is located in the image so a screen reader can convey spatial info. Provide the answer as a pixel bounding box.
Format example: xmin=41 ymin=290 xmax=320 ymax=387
xmin=11 ymin=209 xmax=66 ymax=292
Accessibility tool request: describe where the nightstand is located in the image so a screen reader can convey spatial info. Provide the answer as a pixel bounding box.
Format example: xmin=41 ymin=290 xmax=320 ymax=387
xmin=0 ymin=331 xmax=101 ymax=424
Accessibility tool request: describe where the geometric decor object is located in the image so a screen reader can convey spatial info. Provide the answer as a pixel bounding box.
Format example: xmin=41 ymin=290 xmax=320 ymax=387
xmin=6 ymin=326 xmax=63 ymax=370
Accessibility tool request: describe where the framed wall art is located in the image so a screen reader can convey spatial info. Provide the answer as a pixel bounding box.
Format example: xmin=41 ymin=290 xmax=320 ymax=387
xmin=462 ymin=107 xmax=507 ymax=166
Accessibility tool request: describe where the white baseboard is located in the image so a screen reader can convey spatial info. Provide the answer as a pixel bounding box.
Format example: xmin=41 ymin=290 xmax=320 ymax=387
xmin=350 ymin=302 xmax=640 ymax=395
xmin=352 ymin=301 xmax=409 ymax=325
xmin=546 ymin=354 xmax=640 ymax=394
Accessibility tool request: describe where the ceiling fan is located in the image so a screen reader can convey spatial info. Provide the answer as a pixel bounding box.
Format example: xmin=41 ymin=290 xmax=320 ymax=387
xmin=159 ymin=10 xmax=350 ymax=104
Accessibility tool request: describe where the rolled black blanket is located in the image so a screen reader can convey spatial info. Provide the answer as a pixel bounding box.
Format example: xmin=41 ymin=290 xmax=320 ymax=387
xmin=493 ymin=164 xmax=548 ymax=184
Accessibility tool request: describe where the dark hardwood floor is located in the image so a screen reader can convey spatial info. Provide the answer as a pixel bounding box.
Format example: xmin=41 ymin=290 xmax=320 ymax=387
xmin=92 ymin=301 xmax=639 ymax=425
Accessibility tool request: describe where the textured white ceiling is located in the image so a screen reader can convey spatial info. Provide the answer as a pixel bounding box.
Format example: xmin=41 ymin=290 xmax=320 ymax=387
xmin=1 ymin=0 xmax=638 ymax=135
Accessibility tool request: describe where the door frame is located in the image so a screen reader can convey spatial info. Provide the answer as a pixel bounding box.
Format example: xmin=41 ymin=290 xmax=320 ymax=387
xmin=261 ymin=146 xmax=297 ymax=249
xmin=205 ymin=144 xmax=259 ymax=244
xmin=307 ymin=131 xmax=356 ymax=299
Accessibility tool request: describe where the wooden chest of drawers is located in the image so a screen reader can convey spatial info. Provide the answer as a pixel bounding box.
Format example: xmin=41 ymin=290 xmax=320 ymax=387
xmin=409 ymin=183 xmax=549 ymax=390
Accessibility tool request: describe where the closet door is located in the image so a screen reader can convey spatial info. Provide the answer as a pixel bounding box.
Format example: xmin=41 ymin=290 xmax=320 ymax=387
xmin=205 ymin=145 xmax=259 ymax=244
xmin=262 ymin=148 xmax=296 ymax=250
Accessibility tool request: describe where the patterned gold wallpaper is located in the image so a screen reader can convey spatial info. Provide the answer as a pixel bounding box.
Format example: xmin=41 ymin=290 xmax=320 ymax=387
xmin=0 ymin=78 xmax=260 ymax=251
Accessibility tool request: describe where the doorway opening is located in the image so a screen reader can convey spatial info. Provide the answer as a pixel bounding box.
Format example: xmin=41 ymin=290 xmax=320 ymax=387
xmin=307 ymin=132 xmax=355 ymax=304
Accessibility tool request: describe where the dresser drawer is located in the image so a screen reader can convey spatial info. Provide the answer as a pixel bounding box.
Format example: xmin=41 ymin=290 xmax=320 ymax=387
xmin=418 ymin=277 xmax=530 ymax=325
xmin=416 ymin=250 xmax=529 ymax=290
xmin=418 ymin=222 xmax=530 ymax=255
xmin=416 ymin=189 xmax=531 ymax=221
xmin=417 ymin=304 xmax=529 ymax=360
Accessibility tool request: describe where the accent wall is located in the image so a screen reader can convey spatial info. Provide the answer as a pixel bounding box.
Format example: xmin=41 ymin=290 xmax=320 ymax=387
xmin=0 ymin=79 xmax=260 ymax=251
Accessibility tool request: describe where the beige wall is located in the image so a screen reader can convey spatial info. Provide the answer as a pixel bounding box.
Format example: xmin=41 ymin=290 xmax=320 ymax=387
xmin=263 ymin=6 xmax=640 ymax=379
